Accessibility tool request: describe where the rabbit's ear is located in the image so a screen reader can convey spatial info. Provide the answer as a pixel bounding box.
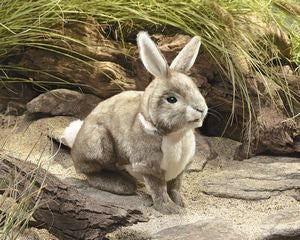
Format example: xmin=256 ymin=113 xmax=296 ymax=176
xmin=137 ymin=31 xmax=169 ymax=78
xmin=170 ymin=36 xmax=201 ymax=73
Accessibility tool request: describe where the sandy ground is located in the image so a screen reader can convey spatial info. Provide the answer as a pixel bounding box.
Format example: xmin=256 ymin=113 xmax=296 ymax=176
xmin=0 ymin=115 xmax=299 ymax=240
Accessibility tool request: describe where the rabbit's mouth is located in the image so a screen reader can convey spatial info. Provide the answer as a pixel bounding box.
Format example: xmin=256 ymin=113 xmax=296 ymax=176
xmin=189 ymin=118 xmax=201 ymax=123
xmin=188 ymin=118 xmax=203 ymax=128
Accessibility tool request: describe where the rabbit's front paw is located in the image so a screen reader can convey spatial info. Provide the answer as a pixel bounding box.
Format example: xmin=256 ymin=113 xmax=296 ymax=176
xmin=153 ymin=200 xmax=185 ymax=215
xmin=168 ymin=190 xmax=185 ymax=207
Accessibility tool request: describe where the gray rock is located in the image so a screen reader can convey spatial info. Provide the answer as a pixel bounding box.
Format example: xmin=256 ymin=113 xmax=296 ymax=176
xmin=200 ymin=156 xmax=300 ymax=200
xmin=26 ymin=89 xmax=101 ymax=118
xmin=257 ymin=209 xmax=300 ymax=240
xmin=152 ymin=219 xmax=245 ymax=240
xmin=106 ymin=229 xmax=150 ymax=240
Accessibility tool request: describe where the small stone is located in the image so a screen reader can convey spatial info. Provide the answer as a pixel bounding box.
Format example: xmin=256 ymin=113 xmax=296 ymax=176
xmin=152 ymin=219 xmax=245 ymax=240
xmin=26 ymin=89 xmax=101 ymax=118
xmin=105 ymin=229 xmax=150 ymax=240
xmin=200 ymin=156 xmax=300 ymax=200
xmin=257 ymin=209 xmax=300 ymax=240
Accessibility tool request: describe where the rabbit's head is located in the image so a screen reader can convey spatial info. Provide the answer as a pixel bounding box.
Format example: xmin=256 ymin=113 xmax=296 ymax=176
xmin=137 ymin=32 xmax=208 ymax=135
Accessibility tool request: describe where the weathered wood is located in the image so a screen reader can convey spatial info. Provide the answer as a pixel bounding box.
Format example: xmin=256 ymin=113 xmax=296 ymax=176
xmin=12 ymin=49 xmax=136 ymax=98
xmin=234 ymin=106 xmax=299 ymax=159
xmin=0 ymin=155 xmax=148 ymax=240
xmin=7 ymin=19 xmax=136 ymax=98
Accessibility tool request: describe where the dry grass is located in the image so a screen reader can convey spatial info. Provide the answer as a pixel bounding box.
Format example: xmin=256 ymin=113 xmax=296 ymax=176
xmin=0 ymin=119 xmax=55 ymax=240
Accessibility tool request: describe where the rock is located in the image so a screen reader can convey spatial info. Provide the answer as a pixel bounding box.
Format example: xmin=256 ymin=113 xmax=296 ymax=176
xmin=152 ymin=219 xmax=245 ymax=240
xmin=257 ymin=209 xmax=300 ymax=240
xmin=26 ymin=89 xmax=101 ymax=118
xmin=105 ymin=228 xmax=149 ymax=240
xmin=200 ymin=156 xmax=300 ymax=200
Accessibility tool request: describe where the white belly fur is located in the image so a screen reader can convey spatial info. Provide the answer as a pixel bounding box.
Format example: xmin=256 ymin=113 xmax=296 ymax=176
xmin=161 ymin=130 xmax=195 ymax=181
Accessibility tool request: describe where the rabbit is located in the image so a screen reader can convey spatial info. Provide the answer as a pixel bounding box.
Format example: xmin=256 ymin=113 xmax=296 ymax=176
xmin=63 ymin=31 xmax=208 ymax=214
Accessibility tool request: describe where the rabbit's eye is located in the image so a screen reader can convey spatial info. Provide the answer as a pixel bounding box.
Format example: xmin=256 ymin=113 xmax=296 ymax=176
xmin=166 ymin=96 xmax=177 ymax=104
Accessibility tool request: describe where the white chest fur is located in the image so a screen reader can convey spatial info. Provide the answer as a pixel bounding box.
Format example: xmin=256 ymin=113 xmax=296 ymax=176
xmin=161 ymin=130 xmax=195 ymax=181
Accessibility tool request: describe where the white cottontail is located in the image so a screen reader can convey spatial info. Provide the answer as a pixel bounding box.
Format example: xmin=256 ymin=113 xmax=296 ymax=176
xmin=63 ymin=32 xmax=207 ymax=214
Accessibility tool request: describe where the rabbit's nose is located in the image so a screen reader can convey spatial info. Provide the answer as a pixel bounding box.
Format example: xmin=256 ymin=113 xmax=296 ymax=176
xmin=194 ymin=105 xmax=208 ymax=118
xmin=185 ymin=106 xmax=203 ymax=122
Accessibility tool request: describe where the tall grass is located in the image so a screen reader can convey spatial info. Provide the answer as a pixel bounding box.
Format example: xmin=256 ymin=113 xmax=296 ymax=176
xmin=0 ymin=0 xmax=90 ymax=91
xmin=0 ymin=170 xmax=42 ymax=240
xmin=0 ymin=118 xmax=59 ymax=240
xmin=0 ymin=0 xmax=299 ymax=119
xmin=0 ymin=146 xmax=46 ymax=240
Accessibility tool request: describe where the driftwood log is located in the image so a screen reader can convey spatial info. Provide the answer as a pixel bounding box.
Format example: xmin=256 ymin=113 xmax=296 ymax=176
xmin=0 ymin=155 xmax=148 ymax=240
xmin=4 ymin=18 xmax=300 ymax=159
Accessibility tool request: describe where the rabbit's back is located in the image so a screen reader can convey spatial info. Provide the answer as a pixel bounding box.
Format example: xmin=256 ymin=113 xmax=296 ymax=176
xmin=91 ymin=90 xmax=142 ymax=114
xmin=72 ymin=90 xmax=161 ymax=171
xmin=88 ymin=90 xmax=143 ymax=128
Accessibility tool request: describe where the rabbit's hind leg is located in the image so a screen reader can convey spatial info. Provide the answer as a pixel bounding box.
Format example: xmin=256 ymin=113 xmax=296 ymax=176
xmin=71 ymin=123 xmax=115 ymax=173
xmin=86 ymin=170 xmax=136 ymax=195
xmin=71 ymin=123 xmax=136 ymax=195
